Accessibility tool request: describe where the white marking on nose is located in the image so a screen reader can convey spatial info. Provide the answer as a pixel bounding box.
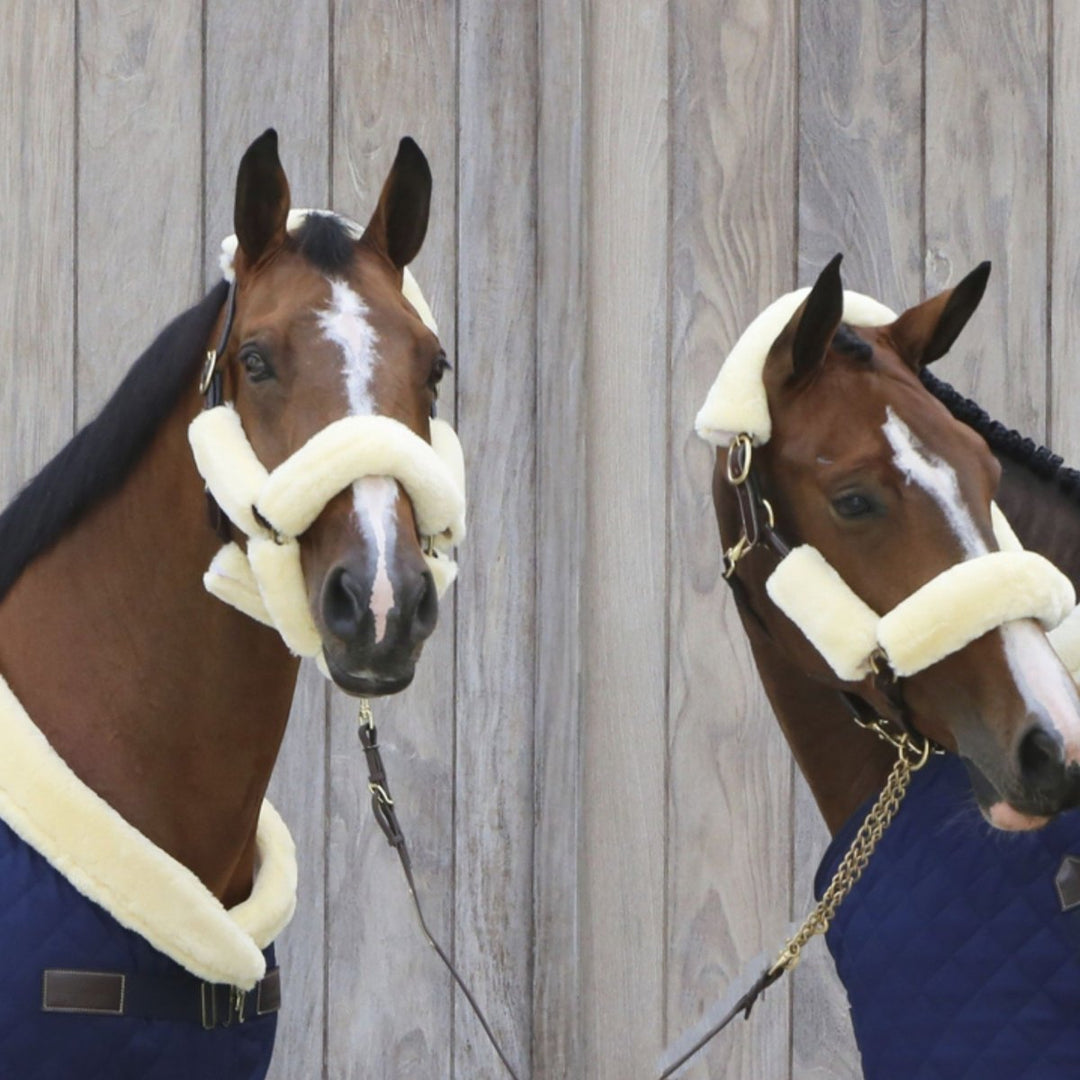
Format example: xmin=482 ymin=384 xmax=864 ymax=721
xmin=319 ymin=279 xmax=397 ymax=640
xmin=354 ymin=477 xmax=398 ymax=644
xmin=1002 ymin=620 xmax=1080 ymax=764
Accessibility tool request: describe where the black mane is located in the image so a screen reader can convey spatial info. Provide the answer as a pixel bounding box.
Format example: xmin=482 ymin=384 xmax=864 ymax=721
xmin=921 ymin=367 xmax=1080 ymax=497
xmin=0 ymin=280 xmax=229 ymax=601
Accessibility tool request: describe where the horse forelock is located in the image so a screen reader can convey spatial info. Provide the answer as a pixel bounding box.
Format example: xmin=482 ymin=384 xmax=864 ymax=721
xmin=0 ymin=281 xmax=231 ymax=603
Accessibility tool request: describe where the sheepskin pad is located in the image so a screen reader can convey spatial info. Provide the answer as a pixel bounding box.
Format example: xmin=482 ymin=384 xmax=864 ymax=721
xmin=767 ymin=546 xmax=1076 ymax=681
xmin=0 ymin=672 xmax=295 ymax=988
xmin=189 ymin=406 xmax=466 ymax=657
xmin=695 ymin=289 xmax=897 ymax=446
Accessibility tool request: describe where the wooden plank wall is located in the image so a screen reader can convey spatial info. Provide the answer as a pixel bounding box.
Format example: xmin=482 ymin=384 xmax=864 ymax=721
xmin=3 ymin=3 xmax=1078 ymax=1077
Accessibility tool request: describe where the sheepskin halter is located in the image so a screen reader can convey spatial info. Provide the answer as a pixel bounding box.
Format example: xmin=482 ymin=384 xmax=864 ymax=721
xmin=696 ymin=288 xmax=1079 ymax=684
xmin=188 ymin=210 xmax=466 ymax=659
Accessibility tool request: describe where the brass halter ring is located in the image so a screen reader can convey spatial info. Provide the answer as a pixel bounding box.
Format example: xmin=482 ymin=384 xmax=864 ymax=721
xmin=726 ymin=432 xmax=753 ymax=485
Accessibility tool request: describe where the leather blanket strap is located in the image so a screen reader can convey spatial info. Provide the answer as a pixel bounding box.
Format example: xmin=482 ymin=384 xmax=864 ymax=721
xmin=817 ymin=753 xmax=1080 ymax=1079
xmin=0 ymin=818 xmax=278 ymax=1080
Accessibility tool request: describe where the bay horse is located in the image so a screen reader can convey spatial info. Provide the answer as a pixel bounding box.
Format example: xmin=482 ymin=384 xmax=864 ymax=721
xmin=693 ymin=256 xmax=1080 ymax=1077
xmin=0 ymin=130 xmax=461 ymax=1078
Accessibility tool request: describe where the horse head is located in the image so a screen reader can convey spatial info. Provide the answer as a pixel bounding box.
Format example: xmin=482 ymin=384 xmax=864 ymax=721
xmin=710 ymin=255 xmax=1080 ymax=829
xmin=196 ymin=130 xmax=459 ymax=697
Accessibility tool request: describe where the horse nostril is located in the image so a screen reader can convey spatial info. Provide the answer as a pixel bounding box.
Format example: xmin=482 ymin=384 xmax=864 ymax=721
xmin=411 ymin=570 xmax=438 ymax=642
xmin=322 ymin=565 xmax=372 ymax=642
xmin=1018 ymin=723 xmax=1066 ymax=788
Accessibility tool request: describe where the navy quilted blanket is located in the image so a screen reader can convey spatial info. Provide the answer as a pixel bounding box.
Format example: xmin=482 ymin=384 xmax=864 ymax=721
xmin=0 ymin=816 xmax=277 ymax=1080
xmin=816 ymin=753 xmax=1080 ymax=1079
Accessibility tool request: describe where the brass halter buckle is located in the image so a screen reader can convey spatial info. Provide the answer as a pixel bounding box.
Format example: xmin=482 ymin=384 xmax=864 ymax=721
xmin=722 ymin=434 xmax=773 ymax=578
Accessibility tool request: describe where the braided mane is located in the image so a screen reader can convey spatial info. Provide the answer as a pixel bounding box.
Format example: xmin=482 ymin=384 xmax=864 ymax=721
xmin=920 ymin=368 xmax=1080 ymax=497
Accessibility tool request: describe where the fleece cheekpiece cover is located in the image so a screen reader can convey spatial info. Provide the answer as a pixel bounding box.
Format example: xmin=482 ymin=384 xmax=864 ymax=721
xmin=193 ymin=210 xmax=466 ymax=656
xmin=699 ymin=284 xmax=1080 ymax=683
xmin=0 ymin=673 xmax=296 ymax=987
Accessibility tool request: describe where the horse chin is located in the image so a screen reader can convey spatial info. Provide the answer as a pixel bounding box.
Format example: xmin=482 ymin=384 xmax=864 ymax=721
xmin=322 ymin=651 xmax=416 ymax=697
xmin=963 ymin=756 xmax=1055 ymax=832
xmin=982 ymin=801 xmax=1051 ymax=832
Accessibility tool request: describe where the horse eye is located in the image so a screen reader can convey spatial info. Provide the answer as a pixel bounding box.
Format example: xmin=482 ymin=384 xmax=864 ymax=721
xmin=241 ymin=347 xmax=274 ymax=383
xmin=832 ymin=492 xmax=876 ymax=520
xmin=428 ymin=350 xmax=450 ymax=393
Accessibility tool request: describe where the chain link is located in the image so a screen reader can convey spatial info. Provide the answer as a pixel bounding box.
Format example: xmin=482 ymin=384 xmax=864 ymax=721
xmin=769 ymin=733 xmax=932 ymax=976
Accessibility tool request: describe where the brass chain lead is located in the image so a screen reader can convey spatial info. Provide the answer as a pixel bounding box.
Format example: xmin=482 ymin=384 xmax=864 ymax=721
xmin=769 ymin=733 xmax=933 ymax=976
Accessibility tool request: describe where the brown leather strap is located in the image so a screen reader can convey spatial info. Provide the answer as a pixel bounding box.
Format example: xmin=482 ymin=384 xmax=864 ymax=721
xmin=41 ymin=967 xmax=280 ymax=1028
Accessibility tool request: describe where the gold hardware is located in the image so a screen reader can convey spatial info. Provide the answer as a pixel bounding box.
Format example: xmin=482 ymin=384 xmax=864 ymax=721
xmin=368 ymin=782 xmax=394 ymax=806
xmin=767 ymin=732 xmax=933 ymax=977
xmin=726 ymin=433 xmax=753 ymax=485
xmin=199 ymin=350 xmax=218 ymax=395
xmin=358 ymin=697 xmax=373 ymax=730
xmin=722 ymin=534 xmax=751 ymax=579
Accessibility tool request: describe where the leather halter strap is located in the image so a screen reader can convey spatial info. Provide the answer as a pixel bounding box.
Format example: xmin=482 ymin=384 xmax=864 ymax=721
xmin=199 ymin=281 xmax=238 ymax=543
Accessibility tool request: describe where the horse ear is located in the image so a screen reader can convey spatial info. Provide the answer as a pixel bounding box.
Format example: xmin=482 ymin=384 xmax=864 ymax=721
xmin=362 ymin=137 xmax=432 ymax=272
xmin=789 ymin=254 xmax=844 ymax=381
xmin=889 ymin=262 xmax=991 ymax=368
xmin=234 ymin=129 xmax=291 ymax=266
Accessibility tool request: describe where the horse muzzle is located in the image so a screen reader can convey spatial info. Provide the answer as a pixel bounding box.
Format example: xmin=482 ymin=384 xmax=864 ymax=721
xmin=319 ymin=554 xmax=439 ymax=696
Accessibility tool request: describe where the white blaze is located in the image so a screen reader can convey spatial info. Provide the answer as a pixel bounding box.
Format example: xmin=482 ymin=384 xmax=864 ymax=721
xmin=883 ymin=407 xmax=1080 ymax=763
xmin=319 ymin=279 xmax=397 ymax=642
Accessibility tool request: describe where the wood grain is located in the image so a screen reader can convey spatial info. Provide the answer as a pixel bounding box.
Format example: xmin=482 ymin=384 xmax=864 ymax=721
xmin=0 ymin=3 xmax=75 ymax=503
xmin=582 ymin=2 xmax=668 ymax=1075
xmin=1051 ymin=3 xmax=1080 ymax=465
xmin=533 ymin=0 xmax=587 ymax=1075
xmin=455 ymin=0 xmax=538 ymax=1074
xmin=667 ymin=2 xmax=796 ymax=1076
xmin=75 ymin=0 xmax=202 ymax=420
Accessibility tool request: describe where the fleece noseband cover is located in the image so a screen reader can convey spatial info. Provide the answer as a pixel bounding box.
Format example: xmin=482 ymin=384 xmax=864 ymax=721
xmin=697 ymin=287 xmax=1080 ymax=683
xmin=189 ymin=408 xmax=466 ymax=658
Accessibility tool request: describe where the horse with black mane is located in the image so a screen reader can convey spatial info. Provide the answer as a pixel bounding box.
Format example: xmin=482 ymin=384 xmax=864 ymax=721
xmin=0 ymin=130 xmax=464 ymax=1078
xmin=684 ymin=256 xmax=1080 ymax=1078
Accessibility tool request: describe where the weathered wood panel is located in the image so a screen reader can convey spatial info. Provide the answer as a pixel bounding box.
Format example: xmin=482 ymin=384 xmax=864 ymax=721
xmin=533 ymin=0 xmax=587 ymax=1074
xmin=1051 ymin=4 xmax=1080 ymax=464
xmin=581 ymin=2 xmax=668 ymax=1076
xmin=0 ymin=3 xmax=75 ymax=503
xmin=75 ymin=1 xmax=202 ymax=419
xmin=667 ymin=2 xmax=796 ymax=1077
xmin=455 ymin=1 xmax=538 ymax=1075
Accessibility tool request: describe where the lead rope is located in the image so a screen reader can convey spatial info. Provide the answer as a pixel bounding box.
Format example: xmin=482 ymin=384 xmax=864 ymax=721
xmin=356 ymin=699 xmax=522 ymax=1080
xmin=658 ymin=730 xmax=933 ymax=1079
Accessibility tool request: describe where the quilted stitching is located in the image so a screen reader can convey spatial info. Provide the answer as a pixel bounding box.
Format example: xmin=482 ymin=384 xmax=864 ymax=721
xmin=816 ymin=755 xmax=1080 ymax=1079
xmin=0 ymin=819 xmax=277 ymax=1079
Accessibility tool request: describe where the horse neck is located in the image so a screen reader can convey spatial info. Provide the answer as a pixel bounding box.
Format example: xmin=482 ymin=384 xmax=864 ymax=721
xmin=996 ymin=454 xmax=1080 ymax=591
xmin=715 ymin=468 xmax=895 ymax=834
xmin=0 ymin=387 xmax=300 ymax=907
